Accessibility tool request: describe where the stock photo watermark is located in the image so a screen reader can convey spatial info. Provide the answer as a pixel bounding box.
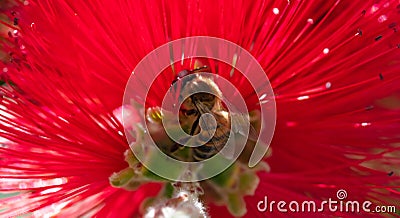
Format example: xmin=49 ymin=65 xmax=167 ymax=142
xmin=257 ymin=189 xmax=397 ymax=214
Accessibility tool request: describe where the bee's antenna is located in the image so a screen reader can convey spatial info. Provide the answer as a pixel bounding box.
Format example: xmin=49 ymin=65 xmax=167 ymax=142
xmin=190 ymin=65 xmax=208 ymax=73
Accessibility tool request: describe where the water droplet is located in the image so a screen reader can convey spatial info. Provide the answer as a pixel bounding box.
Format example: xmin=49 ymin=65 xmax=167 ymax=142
xmin=2 ymin=67 xmax=8 ymax=73
xmin=273 ymin=8 xmax=280 ymax=15
xmin=361 ymin=122 xmax=370 ymax=127
xmin=388 ymin=171 xmax=394 ymax=176
xmin=30 ymin=22 xmax=36 ymax=30
xmin=323 ymin=48 xmax=330 ymax=54
xmin=378 ymin=15 xmax=387 ymax=23
xmin=325 ymin=82 xmax=331 ymax=89
xmin=297 ymin=96 xmax=309 ymax=101
xmin=354 ymin=122 xmax=371 ymax=128
xmin=307 ymin=18 xmax=314 ymax=24
xmin=354 ymin=122 xmax=372 ymax=128
xmin=23 ymin=0 xmax=29 ymax=5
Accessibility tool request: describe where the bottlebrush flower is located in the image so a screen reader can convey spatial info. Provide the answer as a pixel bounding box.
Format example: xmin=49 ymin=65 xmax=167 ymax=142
xmin=1 ymin=0 xmax=400 ymax=217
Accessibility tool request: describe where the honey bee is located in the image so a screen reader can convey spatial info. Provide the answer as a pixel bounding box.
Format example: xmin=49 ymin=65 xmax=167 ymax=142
xmin=167 ymin=67 xmax=258 ymax=162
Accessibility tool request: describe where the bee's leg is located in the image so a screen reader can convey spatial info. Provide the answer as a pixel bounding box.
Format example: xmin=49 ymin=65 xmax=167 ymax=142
xmin=189 ymin=116 xmax=200 ymax=135
xmin=193 ymin=145 xmax=216 ymax=161
xmin=169 ymin=143 xmax=182 ymax=153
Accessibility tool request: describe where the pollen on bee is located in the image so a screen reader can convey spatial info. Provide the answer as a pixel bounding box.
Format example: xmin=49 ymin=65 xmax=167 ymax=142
xmin=146 ymin=107 xmax=163 ymax=123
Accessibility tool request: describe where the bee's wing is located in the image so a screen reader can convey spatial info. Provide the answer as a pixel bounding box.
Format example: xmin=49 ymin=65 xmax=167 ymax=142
xmin=222 ymin=98 xmax=258 ymax=142
xmin=219 ymin=131 xmax=235 ymax=160
xmin=194 ymin=101 xmax=235 ymax=160
xmin=231 ymin=113 xmax=258 ymax=142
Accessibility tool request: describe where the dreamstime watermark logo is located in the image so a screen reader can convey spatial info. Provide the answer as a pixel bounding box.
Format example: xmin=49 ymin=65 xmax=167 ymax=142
xmin=122 ymin=37 xmax=276 ymax=182
xmin=336 ymin=189 xmax=347 ymax=200
xmin=257 ymin=189 xmax=397 ymax=214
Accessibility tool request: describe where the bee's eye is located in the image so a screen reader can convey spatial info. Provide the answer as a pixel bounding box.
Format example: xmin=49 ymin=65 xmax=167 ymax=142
xmin=200 ymin=94 xmax=214 ymax=101
xmin=185 ymin=109 xmax=198 ymax=116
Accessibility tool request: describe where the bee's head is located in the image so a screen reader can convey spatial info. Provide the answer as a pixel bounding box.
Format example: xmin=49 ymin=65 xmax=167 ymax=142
xmin=180 ymin=74 xmax=222 ymax=101
xmin=171 ymin=66 xmax=208 ymax=89
xmin=173 ymin=70 xmax=223 ymax=134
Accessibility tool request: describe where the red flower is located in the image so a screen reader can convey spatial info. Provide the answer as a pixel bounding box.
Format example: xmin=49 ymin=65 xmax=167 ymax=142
xmin=1 ymin=0 xmax=400 ymax=217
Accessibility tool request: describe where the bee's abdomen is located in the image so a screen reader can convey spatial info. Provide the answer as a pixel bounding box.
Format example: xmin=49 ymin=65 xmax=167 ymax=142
xmin=193 ymin=130 xmax=229 ymax=161
xmin=193 ymin=144 xmax=217 ymax=161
